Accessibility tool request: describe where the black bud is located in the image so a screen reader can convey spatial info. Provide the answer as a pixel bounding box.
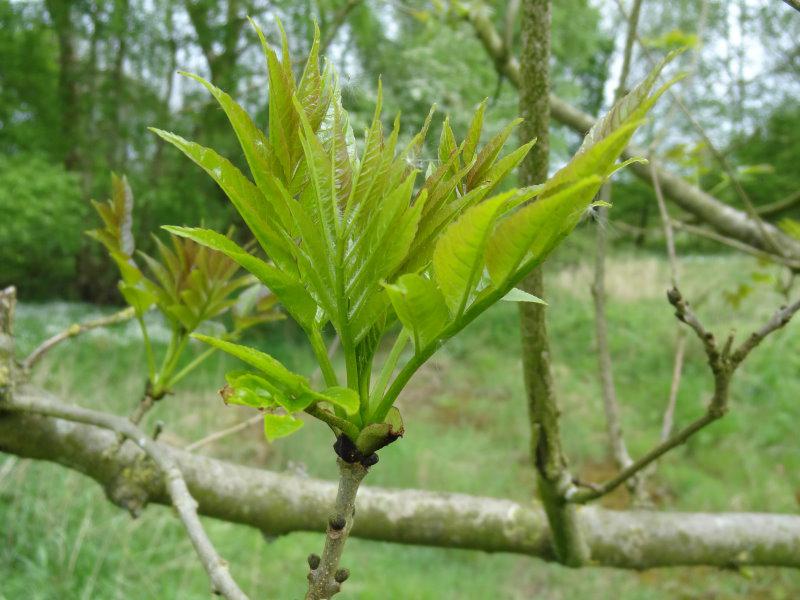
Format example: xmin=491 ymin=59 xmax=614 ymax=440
xmin=307 ymin=553 xmax=321 ymax=570
xmin=361 ymin=453 xmax=379 ymax=467
xmin=329 ymin=514 xmax=346 ymax=530
xmin=334 ymin=568 xmax=350 ymax=583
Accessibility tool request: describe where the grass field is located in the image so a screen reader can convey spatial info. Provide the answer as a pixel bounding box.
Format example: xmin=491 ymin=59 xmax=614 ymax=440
xmin=1 ymin=253 xmax=799 ymax=599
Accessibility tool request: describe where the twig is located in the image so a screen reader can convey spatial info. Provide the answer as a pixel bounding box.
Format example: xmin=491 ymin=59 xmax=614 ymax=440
xmin=24 ymin=307 xmax=136 ymax=371
xmin=570 ymin=288 xmax=800 ymax=503
xmin=673 ymin=221 xmax=800 ymax=270
xmin=185 ymin=414 xmax=262 ymax=452
xmin=756 ymin=189 xmax=800 ymax=218
xmin=651 ymin=158 xmax=680 ymax=286
xmin=2 ymin=392 xmax=249 ymax=600
xmin=660 ymin=331 xmax=687 ymax=441
xmin=305 ymin=458 xmax=367 ymax=599
xmin=590 ymin=0 xmax=643 ymax=495
xmin=652 ymin=156 xmax=687 ymax=441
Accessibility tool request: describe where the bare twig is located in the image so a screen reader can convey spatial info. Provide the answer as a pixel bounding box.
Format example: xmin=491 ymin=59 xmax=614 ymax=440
xmin=651 ymin=156 xmax=687 ymax=442
xmin=660 ymin=331 xmax=687 ymax=441
xmin=651 ymin=159 xmax=680 ymax=286
xmin=756 ymin=189 xmax=800 ymax=218
xmin=673 ymin=221 xmax=800 ymax=269
xmin=185 ymin=414 xmax=262 ymax=452
xmin=2 ymin=392 xmax=249 ymax=600
xmin=24 ymin=307 xmax=135 ymax=370
xmin=570 ymin=289 xmax=800 ymax=503
xmin=590 ymin=0 xmax=643 ymax=497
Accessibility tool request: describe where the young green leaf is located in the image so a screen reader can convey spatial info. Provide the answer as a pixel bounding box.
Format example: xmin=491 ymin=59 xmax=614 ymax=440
xmin=192 ymin=334 xmax=309 ymax=393
xmin=263 ymin=413 xmax=304 ymax=441
xmin=164 ymin=226 xmax=317 ymax=330
xmin=384 ymin=274 xmax=449 ymax=351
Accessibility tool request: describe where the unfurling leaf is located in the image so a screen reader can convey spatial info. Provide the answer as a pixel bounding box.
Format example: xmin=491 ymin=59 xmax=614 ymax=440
xmin=264 ymin=413 xmax=304 ymax=441
xmin=385 ymin=274 xmax=449 ymax=351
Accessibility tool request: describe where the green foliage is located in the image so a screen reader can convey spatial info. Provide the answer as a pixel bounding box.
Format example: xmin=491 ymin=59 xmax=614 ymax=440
xmin=87 ymin=174 xmax=281 ymax=395
xmin=154 ymin=24 xmax=674 ymax=447
xmin=0 ymin=155 xmax=87 ymax=298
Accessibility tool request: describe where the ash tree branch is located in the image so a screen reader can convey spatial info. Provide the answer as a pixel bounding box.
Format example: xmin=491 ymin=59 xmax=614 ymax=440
xmin=24 ymin=306 xmax=136 ymax=370
xmin=1 ymin=391 xmax=249 ymax=600
xmin=570 ymin=289 xmax=800 ymax=504
xmin=672 ymin=220 xmax=800 ymax=269
xmin=590 ymin=0 xmax=643 ymax=495
xmin=2 ymin=396 xmax=800 ymax=568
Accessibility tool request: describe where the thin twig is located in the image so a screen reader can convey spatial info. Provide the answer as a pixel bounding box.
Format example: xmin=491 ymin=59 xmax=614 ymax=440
xmin=590 ymin=0 xmax=643 ymax=493
xmin=756 ymin=189 xmax=800 ymax=218
xmin=2 ymin=392 xmax=249 ymax=600
xmin=570 ymin=289 xmax=800 ymax=504
xmin=24 ymin=306 xmax=135 ymax=370
xmin=652 ymin=157 xmax=687 ymax=442
xmin=660 ymin=331 xmax=686 ymax=441
xmin=673 ymin=221 xmax=800 ymax=270
xmin=651 ymin=158 xmax=680 ymax=286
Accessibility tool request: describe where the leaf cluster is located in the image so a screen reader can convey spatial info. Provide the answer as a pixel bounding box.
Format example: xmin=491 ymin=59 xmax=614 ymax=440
xmin=153 ymin=22 xmax=677 ymax=446
xmin=87 ymin=173 xmax=282 ymax=395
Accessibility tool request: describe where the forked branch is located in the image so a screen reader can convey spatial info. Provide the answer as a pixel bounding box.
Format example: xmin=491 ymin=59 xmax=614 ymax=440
xmin=570 ymin=289 xmax=800 ymax=503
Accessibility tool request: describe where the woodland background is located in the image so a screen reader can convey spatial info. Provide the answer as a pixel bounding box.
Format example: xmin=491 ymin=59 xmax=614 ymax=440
xmin=1 ymin=0 xmax=799 ymax=598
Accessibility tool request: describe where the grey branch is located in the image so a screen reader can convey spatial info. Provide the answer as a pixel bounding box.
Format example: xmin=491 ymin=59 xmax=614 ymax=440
xmin=24 ymin=306 xmax=136 ymax=370
xmin=590 ymin=0 xmax=643 ymax=495
xmin=570 ymin=289 xmax=800 ymax=503
xmin=2 ymin=390 xmax=249 ymax=600
xmin=464 ymin=7 xmax=800 ymax=259
xmin=306 ymin=458 xmax=367 ymax=599
xmin=1 ymin=395 xmax=800 ymax=568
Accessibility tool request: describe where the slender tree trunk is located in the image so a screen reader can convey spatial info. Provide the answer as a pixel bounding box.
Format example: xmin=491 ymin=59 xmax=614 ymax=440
xmin=45 ymin=0 xmax=81 ymax=171
xmin=517 ymin=0 xmax=589 ymax=566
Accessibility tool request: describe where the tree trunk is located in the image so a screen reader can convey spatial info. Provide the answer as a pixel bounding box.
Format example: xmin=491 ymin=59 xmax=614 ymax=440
xmin=517 ymin=0 xmax=589 ymax=566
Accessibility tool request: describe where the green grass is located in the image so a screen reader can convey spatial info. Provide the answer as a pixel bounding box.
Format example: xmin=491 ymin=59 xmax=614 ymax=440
xmin=2 ymin=253 xmax=799 ymax=599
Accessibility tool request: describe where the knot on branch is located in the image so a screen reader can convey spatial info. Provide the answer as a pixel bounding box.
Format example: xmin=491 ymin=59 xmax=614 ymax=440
xmin=104 ymin=456 xmax=161 ymax=517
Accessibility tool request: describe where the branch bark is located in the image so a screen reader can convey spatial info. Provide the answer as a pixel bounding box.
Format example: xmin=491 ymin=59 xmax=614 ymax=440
xmin=305 ymin=458 xmax=366 ymax=599
xmin=463 ymin=6 xmax=800 ymax=259
xmin=2 ymin=396 xmax=800 ymax=568
xmin=2 ymin=391 xmax=248 ymax=600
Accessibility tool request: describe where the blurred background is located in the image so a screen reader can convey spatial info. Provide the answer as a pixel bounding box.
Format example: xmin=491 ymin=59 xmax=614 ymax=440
xmin=1 ymin=0 xmax=799 ymax=598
